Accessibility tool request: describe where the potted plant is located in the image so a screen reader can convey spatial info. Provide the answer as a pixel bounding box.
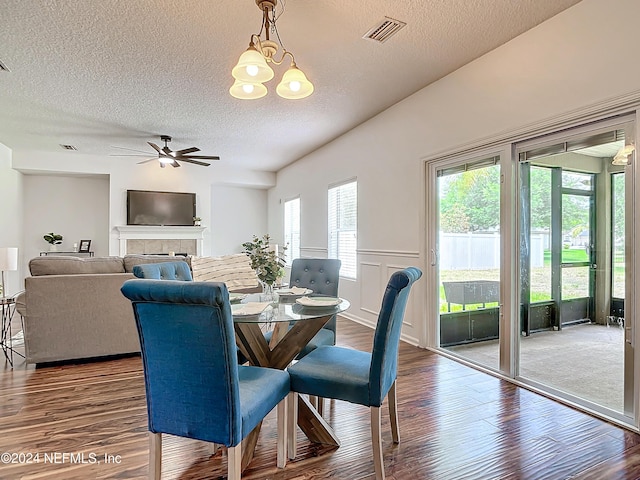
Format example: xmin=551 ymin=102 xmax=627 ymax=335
xmin=44 ymin=232 xmax=63 ymax=252
xmin=242 ymin=234 xmax=287 ymax=299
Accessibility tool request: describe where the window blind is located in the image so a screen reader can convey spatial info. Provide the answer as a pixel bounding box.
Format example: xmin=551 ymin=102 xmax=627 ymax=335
xmin=284 ymin=197 xmax=300 ymax=265
xmin=328 ymin=180 xmax=357 ymax=279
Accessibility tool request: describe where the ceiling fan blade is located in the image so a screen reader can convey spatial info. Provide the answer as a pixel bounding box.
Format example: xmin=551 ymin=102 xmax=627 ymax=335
xmin=175 ymin=147 xmax=200 ymax=155
xmin=136 ymin=158 xmax=157 ymax=164
xmin=112 ymin=154 xmax=157 ymax=157
xmin=111 ymin=145 xmax=155 ymax=154
xmin=148 ymin=142 xmax=162 ymax=153
xmin=180 ymin=155 xmax=220 ymax=161
xmin=162 ymin=146 xmax=173 ymax=155
xmin=178 ymin=158 xmax=211 ymax=167
xmin=171 ymin=160 xmax=181 ymax=168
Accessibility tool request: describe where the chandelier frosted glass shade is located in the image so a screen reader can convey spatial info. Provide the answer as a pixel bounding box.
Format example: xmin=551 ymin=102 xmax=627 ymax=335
xmin=229 ymin=79 xmax=268 ymax=100
xmin=231 ymin=46 xmax=274 ymax=83
xmin=276 ymin=65 xmax=314 ymax=99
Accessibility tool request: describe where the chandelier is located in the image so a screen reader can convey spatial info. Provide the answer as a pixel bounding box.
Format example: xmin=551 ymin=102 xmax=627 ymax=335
xmin=230 ymin=0 xmax=314 ymax=100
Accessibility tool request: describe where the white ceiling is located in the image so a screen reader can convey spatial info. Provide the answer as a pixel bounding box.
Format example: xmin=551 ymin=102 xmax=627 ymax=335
xmin=0 ymin=0 xmax=582 ymax=172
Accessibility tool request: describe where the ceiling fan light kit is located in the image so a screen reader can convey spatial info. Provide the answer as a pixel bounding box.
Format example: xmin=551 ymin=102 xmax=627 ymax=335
xmin=230 ymin=0 xmax=314 ymax=100
xmin=112 ymin=135 xmax=219 ymax=168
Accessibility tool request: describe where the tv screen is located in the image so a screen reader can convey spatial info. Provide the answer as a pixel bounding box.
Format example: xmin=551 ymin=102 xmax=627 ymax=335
xmin=127 ymin=190 xmax=196 ymax=226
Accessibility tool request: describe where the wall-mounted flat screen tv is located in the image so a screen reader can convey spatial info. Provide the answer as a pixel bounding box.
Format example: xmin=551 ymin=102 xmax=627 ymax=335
xmin=127 ymin=190 xmax=196 ymax=226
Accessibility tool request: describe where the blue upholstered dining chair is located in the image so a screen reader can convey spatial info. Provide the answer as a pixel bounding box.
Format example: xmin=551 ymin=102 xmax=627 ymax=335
xmin=265 ymin=258 xmax=341 ymax=359
xmin=132 ymin=260 xmax=193 ymax=281
xmin=286 ymin=267 xmax=422 ymax=480
xmin=121 ymin=279 xmax=290 ymax=480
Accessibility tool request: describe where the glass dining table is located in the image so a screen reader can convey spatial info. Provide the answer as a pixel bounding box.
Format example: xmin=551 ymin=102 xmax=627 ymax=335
xmin=232 ymin=293 xmax=350 ymax=469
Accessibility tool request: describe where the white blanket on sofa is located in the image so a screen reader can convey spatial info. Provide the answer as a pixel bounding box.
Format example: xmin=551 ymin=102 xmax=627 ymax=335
xmin=190 ymin=254 xmax=258 ymax=290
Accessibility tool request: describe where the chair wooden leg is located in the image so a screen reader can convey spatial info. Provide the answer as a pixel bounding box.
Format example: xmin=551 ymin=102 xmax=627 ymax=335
xmin=287 ymin=392 xmax=298 ymax=460
xmin=228 ymin=444 xmax=242 ymax=480
xmin=389 ymin=380 xmax=400 ymax=444
xmin=277 ymin=394 xmax=288 ymax=468
xmin=309 ymin=395 xmax=318 ymax=408
xmin=149 ymin=432 xmax=162 ymax=480
xmin=371 ymin=407 xmax=385 ymax=480
xmin=317 ymin=396 xmax=325 ymax=415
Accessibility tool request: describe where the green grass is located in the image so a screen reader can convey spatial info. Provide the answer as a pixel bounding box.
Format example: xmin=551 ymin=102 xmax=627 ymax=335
xmin=543 ymin=248 xmax=589 ymax=265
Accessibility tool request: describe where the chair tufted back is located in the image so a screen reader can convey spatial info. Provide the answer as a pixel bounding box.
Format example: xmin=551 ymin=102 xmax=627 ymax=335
xmin=289 ymin=258 xmax=341 ymax=333
xmin=132 ymin=261 xmax=193 ymax=281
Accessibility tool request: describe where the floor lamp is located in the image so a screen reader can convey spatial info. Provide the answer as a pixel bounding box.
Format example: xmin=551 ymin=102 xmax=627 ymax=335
xmin=0 ymin=247 xmax=18 ymax=298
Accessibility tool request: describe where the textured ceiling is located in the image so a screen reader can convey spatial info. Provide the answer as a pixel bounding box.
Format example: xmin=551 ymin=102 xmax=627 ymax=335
xmin=0 ymin=0 xmax=582 ymax=172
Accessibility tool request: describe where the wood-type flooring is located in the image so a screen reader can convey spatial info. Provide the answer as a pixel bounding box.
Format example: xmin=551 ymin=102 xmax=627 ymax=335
xmin=2 ymin=318 xmax=640 ymax=479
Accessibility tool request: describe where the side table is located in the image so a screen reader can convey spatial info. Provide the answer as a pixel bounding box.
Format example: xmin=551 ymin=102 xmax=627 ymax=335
xmin=1 ymin=295 xmax=24 ymax=367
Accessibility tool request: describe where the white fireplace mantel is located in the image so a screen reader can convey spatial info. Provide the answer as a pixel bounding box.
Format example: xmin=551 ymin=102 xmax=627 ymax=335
xmin=115 ymin=225 xmax=206 ymax=256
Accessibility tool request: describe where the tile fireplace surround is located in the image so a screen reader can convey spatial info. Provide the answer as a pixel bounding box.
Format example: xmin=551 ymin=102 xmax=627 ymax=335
xmin=115 ymin=226 xmax=206 ymax=256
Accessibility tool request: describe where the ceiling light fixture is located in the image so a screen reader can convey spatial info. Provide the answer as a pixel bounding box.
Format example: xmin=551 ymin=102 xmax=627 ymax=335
xmin=612 ymin=144 xmax=635 ymax=165
xmin=230 ymin=0 xmax=314 ymax=100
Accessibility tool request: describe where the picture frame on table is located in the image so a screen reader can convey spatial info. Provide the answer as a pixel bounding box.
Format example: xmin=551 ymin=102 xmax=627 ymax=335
xmin=78 ymin=240 xmax=91 ymax=253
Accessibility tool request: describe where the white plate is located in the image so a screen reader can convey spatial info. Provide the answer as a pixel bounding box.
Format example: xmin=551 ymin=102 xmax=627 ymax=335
xmin=295 ymin=296 xmax=342 ymax=307
xmin=275 ymin=287 xmax=313 ymax=296
xmin=231 ymin=302 xmax=272 ymax=316
xmin=229 ymin=292 xmax=248 ymax=302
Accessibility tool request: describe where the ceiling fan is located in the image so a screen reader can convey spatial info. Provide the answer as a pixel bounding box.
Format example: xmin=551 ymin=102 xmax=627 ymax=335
xmin=113 ymin=135 xmax=219 ymax=168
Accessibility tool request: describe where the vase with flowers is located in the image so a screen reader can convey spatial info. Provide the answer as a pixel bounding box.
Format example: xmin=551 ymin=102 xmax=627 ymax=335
xmin=242 ymin=234 xmax=287 ymax=303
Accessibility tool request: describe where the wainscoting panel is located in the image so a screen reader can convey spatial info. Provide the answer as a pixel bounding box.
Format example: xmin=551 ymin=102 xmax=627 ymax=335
xmin=360 ymin=261 xmax=382 ymax=316
xmin=355 ymin=250 xmax=423 ymax=345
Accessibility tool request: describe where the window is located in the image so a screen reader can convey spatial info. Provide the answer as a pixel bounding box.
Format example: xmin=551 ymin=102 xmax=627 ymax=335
xmin=284 ymin=197 xmax=300 ymax=265
xmin=328 ymin=180 xmax=357 ymax=278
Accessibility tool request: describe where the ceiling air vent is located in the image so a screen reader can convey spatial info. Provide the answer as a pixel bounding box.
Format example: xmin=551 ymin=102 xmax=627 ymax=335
xmin=363 ymin=17 xmax=407 ymax=43
xmin=60 ymin=144 xmax=77 ymax=151
xmin=0 ymin=59 xmax=10 ymax=72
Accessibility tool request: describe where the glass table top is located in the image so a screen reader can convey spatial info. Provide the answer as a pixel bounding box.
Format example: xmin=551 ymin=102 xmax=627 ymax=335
xmin=231 ymin=294 xmax=350 ymax=324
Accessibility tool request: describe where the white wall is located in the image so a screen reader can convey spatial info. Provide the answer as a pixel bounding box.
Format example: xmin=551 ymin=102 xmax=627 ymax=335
xmin=269 ymin=0 xmax=640 ymax=344
xmin=10 ymin=150 xmax=276 ymax=284
xmin=211 ymin=185 xmax=267 ymax=255
xmin=0 ymin=142 xmax=24 ymax=294
xmin=23 ymin=175 xmax=109 ymax=261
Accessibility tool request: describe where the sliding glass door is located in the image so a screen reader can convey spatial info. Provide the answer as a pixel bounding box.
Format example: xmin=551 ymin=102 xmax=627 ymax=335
xmin=433 ymin=154 xmax=504 ymax=371
xmin=516 ymin=117 xmax=636 ymax=418
xmin=427 ymin=114 xmax=637 ymax=426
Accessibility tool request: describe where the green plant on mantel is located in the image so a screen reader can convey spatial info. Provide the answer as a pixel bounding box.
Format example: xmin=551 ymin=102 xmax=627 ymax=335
xmin=43 ymin=232 xmax=63 ymax=245
xmin=242 ymin=234 xmax=287 ymax=286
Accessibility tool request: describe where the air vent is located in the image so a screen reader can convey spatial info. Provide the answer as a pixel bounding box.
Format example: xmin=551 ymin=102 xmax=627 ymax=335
xmin=60 ymin=144 xmax=77 ymax=151
xmin=0 ymin=59 xmax=9 ymax=72
xmin=363 ymin=17 xmax=407 ymax=43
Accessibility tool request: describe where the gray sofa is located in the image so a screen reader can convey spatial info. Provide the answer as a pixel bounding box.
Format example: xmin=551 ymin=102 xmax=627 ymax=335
xmin=22 ymin=255 xmax=192 ymax=365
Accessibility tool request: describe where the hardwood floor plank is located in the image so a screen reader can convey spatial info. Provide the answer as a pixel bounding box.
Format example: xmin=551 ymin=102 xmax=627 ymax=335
xmin=2 ymin=317 xmax=640 ymax=479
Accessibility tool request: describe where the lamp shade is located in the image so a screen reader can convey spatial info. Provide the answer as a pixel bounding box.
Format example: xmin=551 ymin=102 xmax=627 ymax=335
xmin=229 ymin=80 xmax=268 ymax=100
xmin=276 ymin=65 xmax=314 ymax=99
xmin=231 ymin=46 xmax=274 ymax=83
xmin=0 ymin=247 xmax=18 ymax=271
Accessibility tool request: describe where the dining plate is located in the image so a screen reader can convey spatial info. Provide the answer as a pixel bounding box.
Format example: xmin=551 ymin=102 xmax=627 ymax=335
xmin=275 ymin=287 xmax=313 ymax=296
xmin=231 ymin=302 xmax=272 ymax=316
xmin=295 ymin=296 xmax=342 ymax=307
xmin=229 ymin=292 xmax=248 ymax=303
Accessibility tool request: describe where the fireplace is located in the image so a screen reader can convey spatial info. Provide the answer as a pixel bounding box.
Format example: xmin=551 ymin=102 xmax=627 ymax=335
xmin=115 ymin=226 xmax=206 ymax=256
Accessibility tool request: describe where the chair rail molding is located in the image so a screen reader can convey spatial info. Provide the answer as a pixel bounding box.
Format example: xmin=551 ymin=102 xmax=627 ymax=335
xmin=115 ymin=226 xmax=206 ymax=256
xmin=358 ymin=249 xmax=420 ymax=258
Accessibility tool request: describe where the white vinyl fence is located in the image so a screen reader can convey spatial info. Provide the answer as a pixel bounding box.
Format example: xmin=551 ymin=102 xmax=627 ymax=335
xmin=439 ymin=232 xmax=544 ymax=270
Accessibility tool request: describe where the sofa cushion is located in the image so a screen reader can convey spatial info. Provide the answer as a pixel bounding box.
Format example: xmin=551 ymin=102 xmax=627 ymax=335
xmin=29 ymin=256 xmax=125 ymax=276
xmin=191 ymin=254 xmax=259 ymax=289
xmin=123 ymin=254 xmax=191 ymax=273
